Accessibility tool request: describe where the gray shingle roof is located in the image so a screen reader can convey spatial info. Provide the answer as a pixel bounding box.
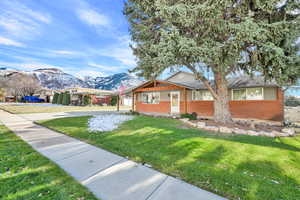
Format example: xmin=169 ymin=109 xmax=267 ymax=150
xmin=167 ymin=75 xmax=278 ymax=89
xmin=124 ymin=73 xmax=279 ymax=94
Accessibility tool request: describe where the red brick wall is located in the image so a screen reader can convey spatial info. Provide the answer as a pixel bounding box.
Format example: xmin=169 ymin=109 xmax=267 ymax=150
xmin=136 ymin=101 xmax=170 ymax=113
xmin=186 ymin=89 xmax=283 ymax=121
xmin=229 ymin=100 xmax=283 ymax=121
xmin=187 ymin=101 xmax=214 ymax=117
xmin=135 ymin=88 xmax=284 ymax=121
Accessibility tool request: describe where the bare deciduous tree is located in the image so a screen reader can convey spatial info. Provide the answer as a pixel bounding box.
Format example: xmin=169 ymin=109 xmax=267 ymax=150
xmin=5 ymin=74 xmax=41 ymax=98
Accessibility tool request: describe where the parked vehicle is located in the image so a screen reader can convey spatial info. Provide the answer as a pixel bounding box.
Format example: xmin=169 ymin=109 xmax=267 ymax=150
xmin=22 ymin=96 xmax=45 ymax=103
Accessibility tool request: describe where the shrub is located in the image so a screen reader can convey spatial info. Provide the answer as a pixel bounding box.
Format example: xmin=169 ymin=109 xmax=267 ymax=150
xmin=83 ymin=95 xmax=91 ymax=105
xmin=110 ymin=95 xmax=118 ymax=106
xmin=57 ymin=93 xmax=63 ymax=104
xmin=285 ymin=96 xmax=300 ymax=107
xmin=52 ymin=93 xmax=59 ymax=104
xmin=180 ymin=113 xmax=197 ymax=120
xmin=130 ymin=110 xmax=140 ymax=115
xmin=62 ymin=92 xmax=71 ymax=105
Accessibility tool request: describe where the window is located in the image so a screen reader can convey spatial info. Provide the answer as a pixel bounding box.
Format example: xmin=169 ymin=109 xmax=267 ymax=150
xmin=246 ymin=87 xmax=264 ymax=100
xmin=192 ymin=90 xmax=213 ymax=100
xmin=232 ymin=89 xmax=246 ymax=100
xmin=142 ymin=92 xmax=160 ymax=104
xmin=232 ymin=87 xmax=264 ymax=100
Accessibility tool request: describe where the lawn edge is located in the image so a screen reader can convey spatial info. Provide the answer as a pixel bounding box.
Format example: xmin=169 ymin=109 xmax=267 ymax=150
xmin=0 ymin=124 xmax=100 ymax=200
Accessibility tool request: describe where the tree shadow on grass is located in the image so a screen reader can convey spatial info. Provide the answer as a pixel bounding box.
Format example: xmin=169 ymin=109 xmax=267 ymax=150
xmin=94 ymin=128 xmax=300 ymax=200
xmin=37 ymin=117 xmax=300 ymax=199
xmin=177 ymin=151 xmax=300 ymax=200
xmin=41 ymin=116 xmax=300 ymax=152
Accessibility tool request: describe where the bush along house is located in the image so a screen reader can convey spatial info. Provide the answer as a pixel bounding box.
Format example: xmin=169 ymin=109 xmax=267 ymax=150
xmin=130 ymin=71 xmax=284 ymax=122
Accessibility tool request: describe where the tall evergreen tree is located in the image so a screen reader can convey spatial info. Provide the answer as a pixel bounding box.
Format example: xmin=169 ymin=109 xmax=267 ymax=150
xmin=125 ymin=0 xmax=300 ymax=123
xmin=62 ymin=92 xmax=71 ymax=105
xmin=52 ymin=93 xmax=59 ymax=104
xmin=57 ymin=93 xmax=63 ymax=105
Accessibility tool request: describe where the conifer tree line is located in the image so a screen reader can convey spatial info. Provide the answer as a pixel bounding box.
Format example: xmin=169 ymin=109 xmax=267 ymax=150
xmin=52 ymin=92 xmax=71 ymax=105
xmin=52 ymin=92 xmax=92 ymax=106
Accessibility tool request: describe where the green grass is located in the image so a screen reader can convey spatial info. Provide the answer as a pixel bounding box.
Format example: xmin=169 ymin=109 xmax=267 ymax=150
xmin=0 ymin=104 xmax=130 ymax=114
xmin=0 ymin=125 xmax=98 ymax=200
xmin=39 ymin=116 xmax=300 ymax=200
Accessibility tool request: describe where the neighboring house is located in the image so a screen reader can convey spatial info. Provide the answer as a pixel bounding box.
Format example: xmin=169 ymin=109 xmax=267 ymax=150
xmin=130 ymin=71 xmax=284 ymax=122
xmin=4 ymin=96 xmax=16 ymax=102
xmin=116 ymin=85 xmax=145 ymax=106
xmin=35 ymin=88 xmax=56 ymax=103
xmin=65 ymin=88 xmax=113 ymax=105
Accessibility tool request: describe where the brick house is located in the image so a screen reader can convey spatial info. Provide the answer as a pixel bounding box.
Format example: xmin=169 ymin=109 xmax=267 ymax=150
xmin=66 ymin=88 xmax=113 ymax=105
xmin=131 ymin=71 xmax=284 ymax=122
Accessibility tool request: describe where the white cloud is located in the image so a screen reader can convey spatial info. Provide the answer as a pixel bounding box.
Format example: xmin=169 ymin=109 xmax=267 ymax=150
xmin=98 ymin=46 xmax=136 ymax=66
xmin=77 ymin=9 xmax=110 ymax=27
xmin=0 ymin=36 xmax=24 ymax=47
xmin=50 ymin=50 xmax=80 ymax=56
xmin=0 ymin=0 xmax=52 ymax=40
xmin=88 ymin=62 xmax=121 ymax=71
xmin=0 ymin=61 xmax=62 ymax=71
xmin=94 ymin=34 xmax=137 ymax=66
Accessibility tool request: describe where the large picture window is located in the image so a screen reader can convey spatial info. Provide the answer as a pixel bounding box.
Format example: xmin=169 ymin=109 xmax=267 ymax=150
xmin=142 ymin=92 xmax=160 ymax=104
xmin=232 ymin=89 xmax=246 ymax=100
xmin=232 ymin=87 xmax=264 ymax=100
xmin=246 ymin=87 xmax=264 ymax=100
xmin=192 ymin=90 xmax=213 ymax=100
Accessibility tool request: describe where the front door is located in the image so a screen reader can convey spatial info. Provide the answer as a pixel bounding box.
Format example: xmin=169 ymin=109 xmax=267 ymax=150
xmin=170 ymin=91 xmax=180 ymax=113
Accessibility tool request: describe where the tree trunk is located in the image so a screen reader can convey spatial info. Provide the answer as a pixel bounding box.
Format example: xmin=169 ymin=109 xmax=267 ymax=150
xmin=213 ymin=72 xmax=232 ymax=124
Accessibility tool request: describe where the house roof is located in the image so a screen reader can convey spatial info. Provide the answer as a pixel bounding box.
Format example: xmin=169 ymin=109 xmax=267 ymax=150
xmin=66 ymin=87 xmax=113 ymax=95
xmin=165 ymin=71 xmax=194 ymax=81
xmin=169 ymin=75 xmax=278 ymax=90
xmin=125 ymin=72 xmax=279 ymax=93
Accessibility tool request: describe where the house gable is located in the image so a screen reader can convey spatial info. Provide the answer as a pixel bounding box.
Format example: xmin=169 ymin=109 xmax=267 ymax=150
xmin=165 ymin=71 xmax=196 ymax=83
xmin=134 ymin=81 xmax=184 ymax=92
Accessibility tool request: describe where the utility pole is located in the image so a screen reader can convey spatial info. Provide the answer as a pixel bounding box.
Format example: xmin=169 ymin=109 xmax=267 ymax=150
xmin=117 ymin=95 xmax=120 ymax=112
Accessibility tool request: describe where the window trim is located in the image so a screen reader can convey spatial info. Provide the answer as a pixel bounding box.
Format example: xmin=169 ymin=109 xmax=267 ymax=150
xmin=232 ymin=87 xmax=264 ymax=101
xmin=231 ymin=88 xmax=247 ymax=101
xmin=192 ymin=90 xmax=213 ymax=101
xmin=141 ymin=92 xmax=160 ymax=104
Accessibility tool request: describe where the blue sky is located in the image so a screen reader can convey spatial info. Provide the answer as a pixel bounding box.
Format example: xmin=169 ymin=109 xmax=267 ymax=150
xmin=0 ymin=0 xmax=135 ymax=78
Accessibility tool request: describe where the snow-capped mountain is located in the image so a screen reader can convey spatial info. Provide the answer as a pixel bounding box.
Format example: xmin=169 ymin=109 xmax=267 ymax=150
xmin=89 ymin=73 xmax=143 ymax=91
xmin=33 ymin=68 xmax=90 ymax=89
xmin=0 ymin=67 xmax=143 ymax=90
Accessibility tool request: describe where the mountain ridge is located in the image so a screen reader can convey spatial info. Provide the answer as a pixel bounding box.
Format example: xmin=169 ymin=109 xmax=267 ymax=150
xmin=0 ymin=67 xmax=143 ymax=91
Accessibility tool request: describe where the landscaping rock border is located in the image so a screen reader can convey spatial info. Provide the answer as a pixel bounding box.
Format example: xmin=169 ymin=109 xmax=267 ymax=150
xmin=179 ymin=118 xmax=296 ymax=137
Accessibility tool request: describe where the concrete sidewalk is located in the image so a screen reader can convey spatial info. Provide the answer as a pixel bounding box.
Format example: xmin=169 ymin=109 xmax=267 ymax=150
xmin=0 ymin=110 xmax=227 ymax=200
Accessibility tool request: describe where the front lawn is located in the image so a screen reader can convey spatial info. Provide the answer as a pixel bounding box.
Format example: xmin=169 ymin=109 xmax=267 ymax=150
xmin=0 ymin=125 xmax=98 ymax=200
xmin=39 ymin=116 xmax=300 ymax=200
xmin=0 ymin=104 xmax=130 ymax=114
